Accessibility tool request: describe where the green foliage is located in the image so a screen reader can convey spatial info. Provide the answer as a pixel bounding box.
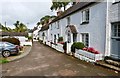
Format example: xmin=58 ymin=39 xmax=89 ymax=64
xmin=50 ymin=1 xmax=70 ymax=11
xmin=71 ymin=42 xmax=85 ymax=52
xmin=58 ymin=37 xmax=63 ymax=42
xmin=0 ymin=59 xmax=9 ymax=64
xmin=0 ymin=21 xmax=28 ymax=32
xmin=40 ymin=15 xmax=56 ymax=25
xmin=2 ymin=37 xmax=20 ymax=45
xmin=13 ymin=21 xmax=28 ymax=32
xmin=28 ymin=36 xmax=33 ymax=40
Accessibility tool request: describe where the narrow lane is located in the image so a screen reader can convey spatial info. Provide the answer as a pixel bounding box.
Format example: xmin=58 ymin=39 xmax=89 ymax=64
xmin=2 ymin=42 xmax=118 ymax=76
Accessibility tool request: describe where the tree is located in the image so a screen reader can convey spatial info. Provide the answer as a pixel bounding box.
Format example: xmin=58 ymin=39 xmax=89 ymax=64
xmin=50 ymin=0 xmax=70 ymax=11
xmin=50 ymin=2 xmax=62 ymax=11
xmin=39 ymin=15 xmax=56 ymax=26
xmin=19 ymin=23 xmax=27 ymax=32
xmin=36 ymin=22 xmax=41 ymax=26
xmin=13 ymin=21 xmax=20 ymax=32
xmin=13 ymin=21 xmax=27 ymax=32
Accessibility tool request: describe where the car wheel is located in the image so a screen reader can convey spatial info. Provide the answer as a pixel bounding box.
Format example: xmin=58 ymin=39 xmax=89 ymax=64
xmin=2 ymin=51 xmax=11 ymax=57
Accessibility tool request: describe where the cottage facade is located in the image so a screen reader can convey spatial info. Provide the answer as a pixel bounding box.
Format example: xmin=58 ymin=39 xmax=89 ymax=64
xmin=39 ymin=1 xmax=120 ymax=60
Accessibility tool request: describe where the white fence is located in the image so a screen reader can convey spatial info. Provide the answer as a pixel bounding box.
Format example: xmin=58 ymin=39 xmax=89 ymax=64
xmin=51 ymin=43 xmax=64 ymax=53
xmin=21 ymin=41 xmax=32 ymax=46
xmin=75 ymin=49 xmax=103 ymax=62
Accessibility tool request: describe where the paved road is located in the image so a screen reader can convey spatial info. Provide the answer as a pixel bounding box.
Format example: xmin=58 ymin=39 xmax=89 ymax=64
xmin=2 ymin=42 xmax=119 ymax=76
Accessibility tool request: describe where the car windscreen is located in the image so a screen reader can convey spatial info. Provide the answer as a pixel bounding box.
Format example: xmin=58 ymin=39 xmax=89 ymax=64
xmin=4 ymin=42 xmax=14 ymax=47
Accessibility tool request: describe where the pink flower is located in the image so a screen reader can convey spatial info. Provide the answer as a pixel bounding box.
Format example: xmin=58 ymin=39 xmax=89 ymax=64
xmin=82 ymin=47 xmax=88 ymax=51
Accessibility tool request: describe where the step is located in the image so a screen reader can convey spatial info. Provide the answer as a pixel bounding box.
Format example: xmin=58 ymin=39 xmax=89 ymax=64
xmin=95 ymin=61 xmax=120 ymax=72
xmin=105 ymin=59 xmax=120 ymax=67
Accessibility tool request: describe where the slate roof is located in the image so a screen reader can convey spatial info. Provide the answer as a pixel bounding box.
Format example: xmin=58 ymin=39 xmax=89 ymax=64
xmin=39 ymin=25 xmax=49 ymax=31
xmin=50 ymin=2 xmax=95 ymax=24
xmin=0 ymin=32 xmax=28 ymax=36
xmin=40 ymin=2 xmax=96 ymax=31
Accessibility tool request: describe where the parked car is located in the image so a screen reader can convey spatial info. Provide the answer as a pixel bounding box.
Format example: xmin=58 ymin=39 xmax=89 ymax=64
xmin=0 ymin=42 xmax=20 ymax=57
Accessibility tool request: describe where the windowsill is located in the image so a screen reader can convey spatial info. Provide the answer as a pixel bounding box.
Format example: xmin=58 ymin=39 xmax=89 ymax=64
xmin=80 ymin=21 xmax=89 ymax=25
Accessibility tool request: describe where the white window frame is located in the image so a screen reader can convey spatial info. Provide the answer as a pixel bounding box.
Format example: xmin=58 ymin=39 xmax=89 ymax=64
xmin=81 ymin=33 xmax=89 ymax=47
xmin=81 ymin=9 xmax=89 ymax=23
xmin=111 ymin=22 xmax=120 ymax=38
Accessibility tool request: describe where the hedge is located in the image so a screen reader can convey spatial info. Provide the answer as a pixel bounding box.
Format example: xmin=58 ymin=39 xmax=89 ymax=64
xmin=2 ymin=37 xmax=20 ymax=45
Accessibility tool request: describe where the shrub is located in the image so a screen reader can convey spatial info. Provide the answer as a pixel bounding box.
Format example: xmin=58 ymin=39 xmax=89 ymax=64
xmin=2 ymin=37 xmax=20 ymax=45
xmin=58 ymin=37 xmax=63 ymax=42
xmin=71 ymin=42 xmax=85 ymax=52
xmin=28 ymin=36 xmax=32 ymax=40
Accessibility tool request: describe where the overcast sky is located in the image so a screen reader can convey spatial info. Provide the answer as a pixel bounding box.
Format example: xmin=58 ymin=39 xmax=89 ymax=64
xmin=0 ymin=0 xmax=55 ymax=29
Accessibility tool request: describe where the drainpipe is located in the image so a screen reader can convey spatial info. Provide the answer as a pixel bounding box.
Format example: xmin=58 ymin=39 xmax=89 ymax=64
xmin=105 ymin=0 xmax=111 ymax=57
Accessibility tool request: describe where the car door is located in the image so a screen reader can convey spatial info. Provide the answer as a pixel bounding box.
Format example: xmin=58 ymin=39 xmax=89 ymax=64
xmin=0 ymin=42 xmax=3 ymax=54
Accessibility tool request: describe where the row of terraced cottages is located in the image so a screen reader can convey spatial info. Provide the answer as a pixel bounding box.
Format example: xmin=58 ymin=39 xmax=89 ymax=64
xmin=39 ymin=1 xmax=120 ymax=62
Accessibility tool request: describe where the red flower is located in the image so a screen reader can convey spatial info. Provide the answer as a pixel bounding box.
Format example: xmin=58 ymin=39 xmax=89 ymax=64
xmin=88 ymin=47 xmax=95 ymax=52
xmin=94 ymin=51 xmax=100 ymax=54
xmin=58 ymin=42 xmax=64 ymax=45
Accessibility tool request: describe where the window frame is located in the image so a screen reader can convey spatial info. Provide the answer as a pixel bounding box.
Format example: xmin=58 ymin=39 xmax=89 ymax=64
xmin=81 ymin=33 xmax=89 ymax=47
xmin=111 ymin=22 xmax=120 ymax=38
xmin=81 ymin=9 xmax=89 ymax=24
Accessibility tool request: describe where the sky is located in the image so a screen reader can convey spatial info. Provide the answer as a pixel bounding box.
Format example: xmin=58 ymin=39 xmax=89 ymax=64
xmin=0 ymin=0 xmax=55 ymax=29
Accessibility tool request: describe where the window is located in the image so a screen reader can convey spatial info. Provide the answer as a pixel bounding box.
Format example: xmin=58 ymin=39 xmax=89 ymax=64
xmin=67 ymin=17 xmax=70 ymax=25
xmin=81 ymin=33 xmax=89 ymax=47
xmin=112 ymin=22 xmax=120 ymax=37
xmin=81 ymin=9 xmax=89 ymax=24
xmin=58 ymin=34 xmax=59 ymax=38
xmin=57 ymin=21 xmax=59 ymax=29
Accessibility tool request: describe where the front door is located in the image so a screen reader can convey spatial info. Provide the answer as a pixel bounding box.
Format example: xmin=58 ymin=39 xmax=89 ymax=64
xmin=73 ymin=33 xmax=77 ymax=42
xmin=111 ymin=22 xmax=120 ymax=59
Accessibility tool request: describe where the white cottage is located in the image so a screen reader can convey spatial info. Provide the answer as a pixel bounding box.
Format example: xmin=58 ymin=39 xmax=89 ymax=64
xmin=40 ymin=1 xmax=120 ymax=60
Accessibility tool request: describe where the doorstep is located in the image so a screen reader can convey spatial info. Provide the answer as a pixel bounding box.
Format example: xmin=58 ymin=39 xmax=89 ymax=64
xmin=95 ymin=61 xmax=120 ymax=72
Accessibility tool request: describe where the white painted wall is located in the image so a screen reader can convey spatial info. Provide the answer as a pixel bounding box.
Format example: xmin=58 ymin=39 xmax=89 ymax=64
xmin=49 ymin=2 xmax=108 ymax=55
xmin=71 ymin=2 xmax=107 ymax=55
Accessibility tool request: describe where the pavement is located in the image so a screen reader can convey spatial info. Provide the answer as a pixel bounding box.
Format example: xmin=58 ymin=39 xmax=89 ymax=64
xmin=1 ymin=41 xmax=119 ymax=76
xmin=6 ymin=46 xmax=32 ymax=62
